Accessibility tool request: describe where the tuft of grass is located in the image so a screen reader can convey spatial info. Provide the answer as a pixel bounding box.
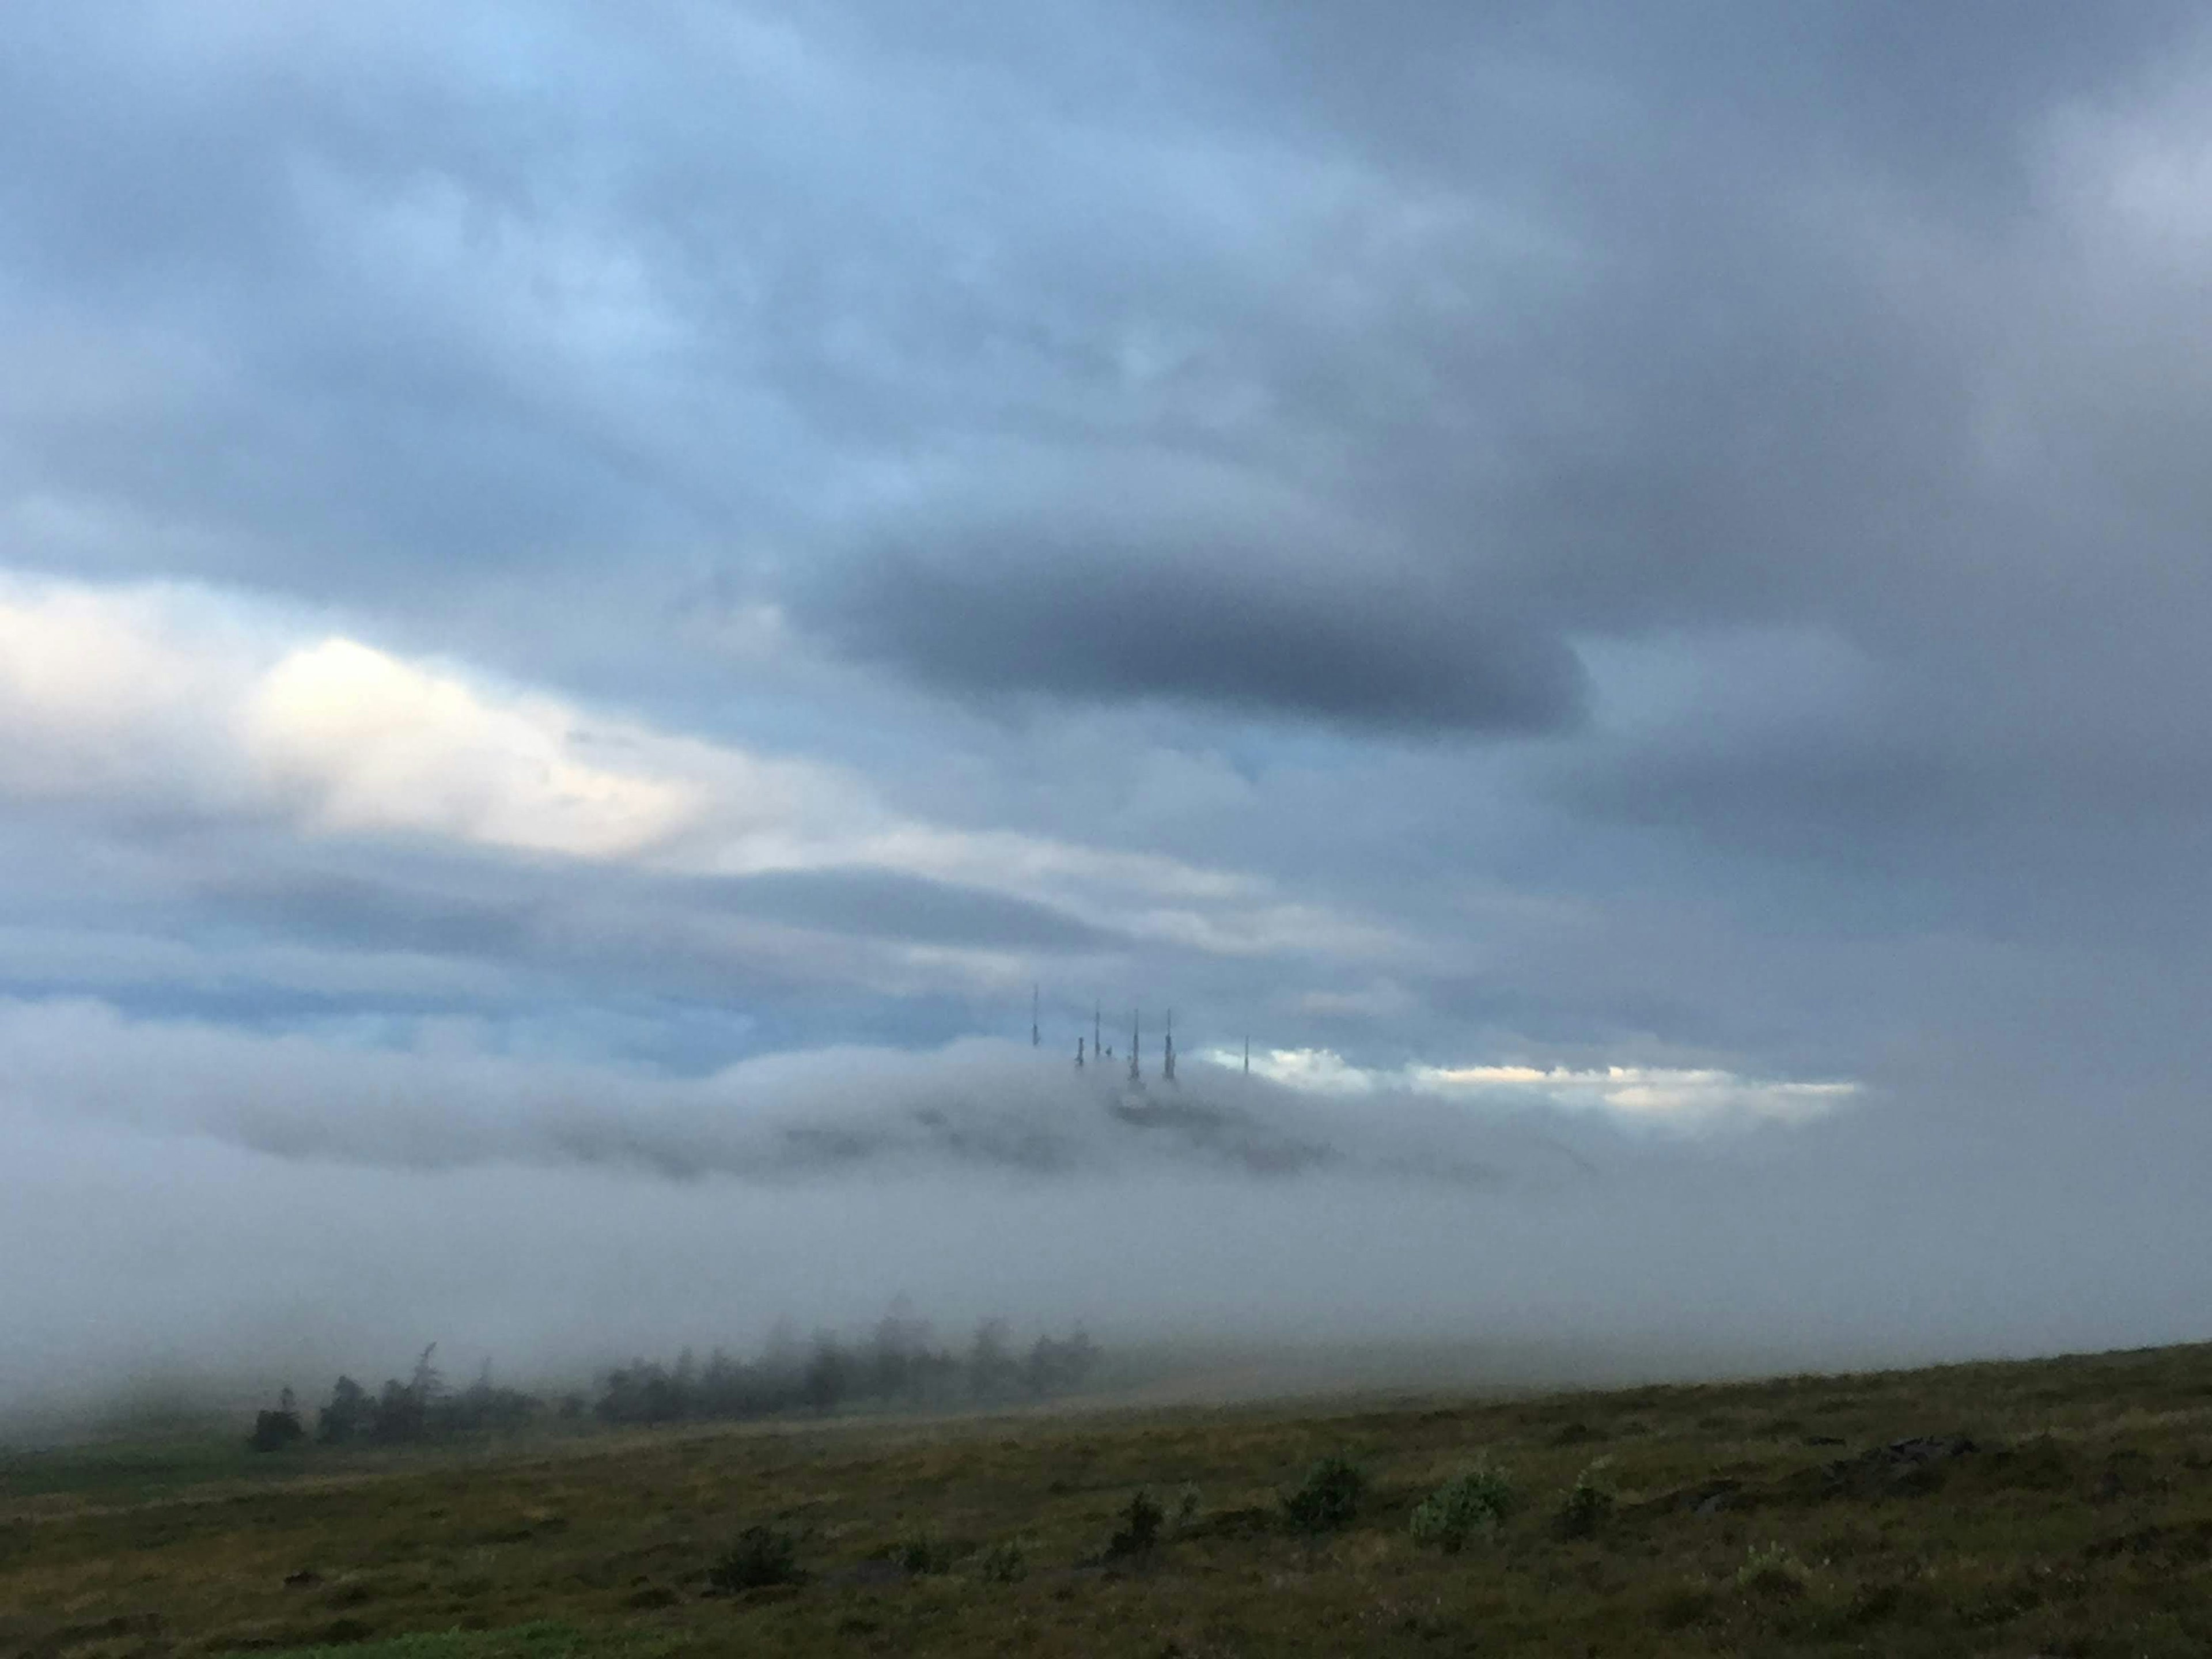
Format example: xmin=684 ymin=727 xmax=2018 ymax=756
xmin=1409 ymin=1461 xmax=1517 ymax=1552
xmin=1734 ymin=1540 xmax=1811 ymax=1601
xmin=1171 ymin=1482 xmax=1202 ymax=1530
xmin=1281 ymin=1455 xmax=1364 ymax=1535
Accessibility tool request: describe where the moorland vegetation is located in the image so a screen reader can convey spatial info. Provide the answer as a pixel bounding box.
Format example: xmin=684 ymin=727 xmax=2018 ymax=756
xmin=7 ymin=1340 xmax=2212 ymax=1656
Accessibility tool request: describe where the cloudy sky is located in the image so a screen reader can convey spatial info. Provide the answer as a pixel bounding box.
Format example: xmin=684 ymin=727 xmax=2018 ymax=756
xmin=8 ymin=2 xmax=2212 ymax=1407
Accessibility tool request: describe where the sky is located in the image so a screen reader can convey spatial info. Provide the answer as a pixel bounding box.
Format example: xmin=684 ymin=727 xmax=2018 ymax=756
xmin=8 ymin=2 xmax=2212 ymax=1412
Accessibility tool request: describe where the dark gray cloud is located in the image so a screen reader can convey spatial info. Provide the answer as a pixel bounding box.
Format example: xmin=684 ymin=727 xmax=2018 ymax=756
xmin=2 ymin=0 xmax=2205 ymax=975
xmin=809 ymin=535 xmax=1585 ymax=732
xmin=2 ymin=0 xmax=2200 ymax=755
xmin=213 ymin=872 xmax=541 ymax=961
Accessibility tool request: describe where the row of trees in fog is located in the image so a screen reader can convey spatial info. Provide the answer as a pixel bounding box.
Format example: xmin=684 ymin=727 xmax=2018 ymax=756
xmin=594 ymin=1310 xmax=1096 ymax=1426
xmin=249 ymin=1344 xmax=543 ymax=1450
xmin=249 ymin=1310 xmax=1099 ymax=1450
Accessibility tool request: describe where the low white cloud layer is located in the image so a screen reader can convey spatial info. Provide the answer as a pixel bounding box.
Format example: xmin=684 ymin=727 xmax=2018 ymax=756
xmin=1216 ymin=1047 xmax=1859 ymax=1130
xmin=1411 ymin=1063 xmax=1859 ymax=1127
xmin=4 ymin=995 xmax=2208 ymax=1418
xmin=0 ymin=998 xmax=1591 ymax=1184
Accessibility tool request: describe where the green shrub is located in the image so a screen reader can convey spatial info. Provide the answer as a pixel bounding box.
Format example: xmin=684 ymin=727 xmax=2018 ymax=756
xmin=1652 ymin=1583 xmax=1721 ymax=1630
xmin=1105 ymin=1490 xmax=1164 ymax=1559
xmin=1556 ymin=1460 xmax=1615 ymax=1539
xmin=1409 ymin=1461 xmax=1517 ymax=1551
xmin=1171 ymin=1483 xmax=1202 ymax=1530
xmin=975 ymin=1540 xmax=1028 ymax=1583
xmin=895 ymin=1530 xmax=954 ymax=1575
xmin=707 ymin=1525 xmax=806 ymax=1592
xmin=1734 ymin=1540 xmax=1809 ymax=1600
xmin=1281 ymin=1456 xmax=1365 ymax=1535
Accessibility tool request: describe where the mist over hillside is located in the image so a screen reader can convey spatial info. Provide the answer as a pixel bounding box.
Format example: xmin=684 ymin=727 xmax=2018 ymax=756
xmin=8 ymin=1005 xmax=2211 ymax=1439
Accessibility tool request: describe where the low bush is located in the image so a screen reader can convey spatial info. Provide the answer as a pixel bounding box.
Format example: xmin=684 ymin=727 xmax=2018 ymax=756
xmin=1734 ymin=1540 xmax=1810 ymax=1601
xmin=975 ymin=1540 xmax=1028 ymax=1583
xmin=1556 ymin=1460 xmax=1615 ymax=1539
xmin=1282 ymin=1456 xmax=1365 ymax=1535
xmin=1409 ymin=1461 xmax=1517 ymax=1551
xmin=707 ymin=1525 xmax=806 ymax=1592
xmin=1105 ymin=1490 xmax=1164 ymax=1560
xmin=895 ymin=1531 xmax=955 ymax=1575
xmin=1651 ymin=1582 xmax=1721 ymax=1629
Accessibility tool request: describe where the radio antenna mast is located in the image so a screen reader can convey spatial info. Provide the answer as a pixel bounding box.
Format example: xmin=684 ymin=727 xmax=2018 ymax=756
xmin=1128 ymin=1009 xmax=1141 ymax=1084
xmin=1163 ymin=1009 xmax=1176 ymax=1083
xmin=1031 ymin=984 xmax=1039 ymax=1048
xmin=1243 ymin=1035 xmax=1250 ymax=1076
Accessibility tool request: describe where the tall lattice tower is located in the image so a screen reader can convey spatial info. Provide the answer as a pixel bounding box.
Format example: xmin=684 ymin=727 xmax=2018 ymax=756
xmin=1128 ymin=1009 xmax=1141 ymax=1084
xmin=1162 ymin=1009 xmax=1176 ymax=1082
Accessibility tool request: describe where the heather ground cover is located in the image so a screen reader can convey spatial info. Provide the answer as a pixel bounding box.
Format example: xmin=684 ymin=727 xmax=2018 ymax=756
xmin=7 ymin=1342 xmax=2212 ymax=1657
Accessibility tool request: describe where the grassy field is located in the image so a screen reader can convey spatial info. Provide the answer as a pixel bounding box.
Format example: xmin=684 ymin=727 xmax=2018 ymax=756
xmin=7 ymin=1341 xmax=2212 ymax=1657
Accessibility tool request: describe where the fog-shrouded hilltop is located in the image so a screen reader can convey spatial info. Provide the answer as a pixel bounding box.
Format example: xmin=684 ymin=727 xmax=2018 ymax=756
xmin=7 ymin=1007 xmax=2212 ymax=1442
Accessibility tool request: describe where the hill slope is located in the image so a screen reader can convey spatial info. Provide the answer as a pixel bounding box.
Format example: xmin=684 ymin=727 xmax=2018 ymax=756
xmin=7 ymin=1340 xmax=2212 ymax=1656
